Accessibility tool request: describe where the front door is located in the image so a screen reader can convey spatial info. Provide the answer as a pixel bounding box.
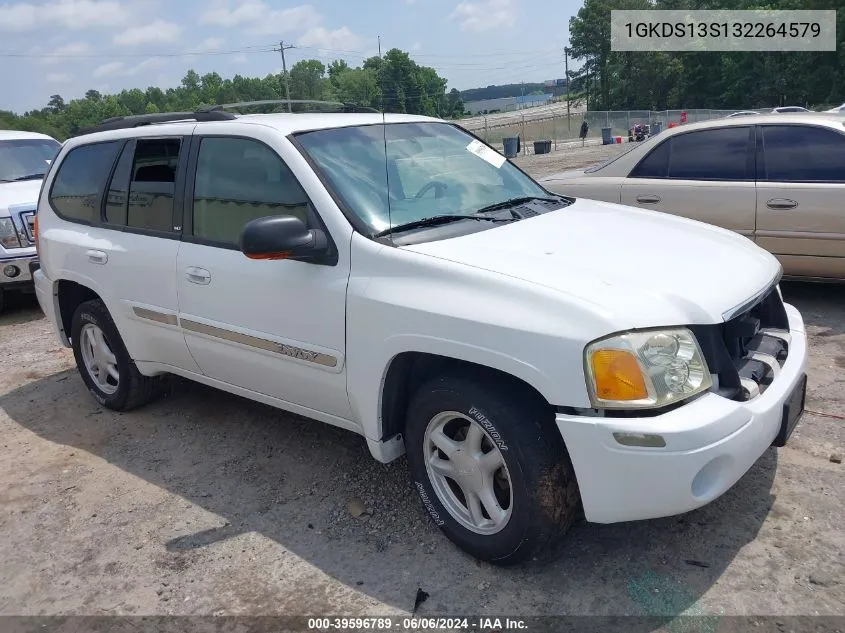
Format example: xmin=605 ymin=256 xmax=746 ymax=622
xmin=620 ymin=126 xmax=757 ymax=239
xmin=754 ymin=124 xmax=845 ymax=279
xmin=175 ymin=128 xmax=353 ymax=421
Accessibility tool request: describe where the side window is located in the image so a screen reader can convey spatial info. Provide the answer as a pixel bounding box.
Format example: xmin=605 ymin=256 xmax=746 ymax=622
xmin=630 ymin=140 xmax=669 ymax=178
xmin=667 ymin=127 xmax=750 ymax=180
xmin=762 ymin=125 xmax=845 ymax=182
xmin=629 ymin=127 xmax=750 ymax=181
xmin=49 ymin=141 xmax=120 ymax=223
xmin=126 ymin=138 xmax=181 ymax=233
xmin=192 ymin=137 xmax=311 ymax=246
xmin=104 ymin=141 xmax=135 ymax=226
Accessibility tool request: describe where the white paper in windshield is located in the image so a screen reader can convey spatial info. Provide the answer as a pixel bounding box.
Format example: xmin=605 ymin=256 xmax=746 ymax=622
xmin=466 ymin=139 xmax=506 ymax=168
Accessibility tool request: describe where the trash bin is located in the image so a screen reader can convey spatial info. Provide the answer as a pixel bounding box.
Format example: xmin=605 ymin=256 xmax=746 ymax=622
xmin=503 ymin=137 xmax=519 ymax=158
xmin=601 ymin=127 xmax=612 ymax=145
xmin=533 ymin=140 xmax=552 ymax=155
xmin=651 ymin=121 xmax=663 ymax=135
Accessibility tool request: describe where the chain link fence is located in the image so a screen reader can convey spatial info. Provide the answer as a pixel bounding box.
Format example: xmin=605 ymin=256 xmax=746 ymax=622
xmin=454 ymin=109 xmax=738 ymax=155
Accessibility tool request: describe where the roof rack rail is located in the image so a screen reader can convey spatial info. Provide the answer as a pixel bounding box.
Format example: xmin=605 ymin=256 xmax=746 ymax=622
xmin=199 ymin=99 xmax=381 ymax=114
xmin=79 ymin=110 xmax=237 ymax=135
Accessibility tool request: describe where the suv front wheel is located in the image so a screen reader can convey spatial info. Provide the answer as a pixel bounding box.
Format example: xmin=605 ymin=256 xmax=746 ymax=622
xmin=404 ymin=372 xmax=581 ymax=565
xmin=71 ymin=299 xmax=164 ymax=411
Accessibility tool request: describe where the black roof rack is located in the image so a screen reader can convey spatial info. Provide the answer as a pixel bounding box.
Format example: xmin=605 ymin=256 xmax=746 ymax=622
xmin=200 ymin=99 xmax=381 ymax=114
xmin=79 ymin=110 xmax=237 ymax=135
xmin=77 ymin=99 xmax=381 ymax=136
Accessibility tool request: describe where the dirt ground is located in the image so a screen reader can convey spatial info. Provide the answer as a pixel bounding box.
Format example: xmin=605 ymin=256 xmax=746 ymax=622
xmin=0 ymin=148 xmax=843 ymax=623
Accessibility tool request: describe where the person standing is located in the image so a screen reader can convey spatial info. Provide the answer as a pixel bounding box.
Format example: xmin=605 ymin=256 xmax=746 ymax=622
xmin=579 ymin=119 xmax=589 ymax=146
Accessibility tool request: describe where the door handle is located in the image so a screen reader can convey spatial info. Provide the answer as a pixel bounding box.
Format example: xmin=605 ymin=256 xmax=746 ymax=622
xmin=636 ymin=194 xmax=661 ymax=204
xmin=766 ymin=198 xmax=798 ymax=210
xmin=86 ymin=250 xmax=108 ymax=265
xmin=185 ymin=267 xmax=211 ymax=285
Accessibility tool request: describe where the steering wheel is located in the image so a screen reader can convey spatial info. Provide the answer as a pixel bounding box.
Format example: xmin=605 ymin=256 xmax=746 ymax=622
xmin=414 ymin=181 xmax=449 ymax=200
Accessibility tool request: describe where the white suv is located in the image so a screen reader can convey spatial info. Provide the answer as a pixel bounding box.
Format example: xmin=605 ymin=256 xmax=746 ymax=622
xmin=0 ymin=130 xmax=61 ymax=312
xmin=33 ymin=104 xmax=808 ymax=565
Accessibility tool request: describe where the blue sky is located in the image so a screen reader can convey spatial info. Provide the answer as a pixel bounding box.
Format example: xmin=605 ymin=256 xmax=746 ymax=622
xmin=0 ymin=0 xmax=582 ymax=114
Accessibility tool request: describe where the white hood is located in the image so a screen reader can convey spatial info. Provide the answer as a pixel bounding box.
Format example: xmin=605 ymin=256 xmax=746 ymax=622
xmin=0 ymin=180 xmax=42 ymax=215
xmin=403 ymin=198 xmax=781 ymax=328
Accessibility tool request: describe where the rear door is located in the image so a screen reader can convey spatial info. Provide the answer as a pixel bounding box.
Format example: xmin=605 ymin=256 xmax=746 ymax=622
xmin=755 ymin=124 xmax=845 ymax=279
xmin=620 ymin=126 xmax=757 ymax=239
xmin=47 ymin=133 xmax=200 ymax=372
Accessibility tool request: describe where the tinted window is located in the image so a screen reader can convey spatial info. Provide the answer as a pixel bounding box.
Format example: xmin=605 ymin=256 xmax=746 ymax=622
xmin=127 ymin=138 xmax=181 ymax=233
xmin=630 ymin=127 xmax=749 ymax=181
xmin=762 ymin=125 xmax=845 ymax=182
xmin=192 ymin=137 xmax=311 ymax=245
xmin=49 ymin=142 xmax=120 ymax=223
xmin=104 ymin=141 xmax=135 ymax=226
xmin=668 ymin=127 xmax=749 ymax=180
xmin=630 ymin=140 xmax=670 ymax=178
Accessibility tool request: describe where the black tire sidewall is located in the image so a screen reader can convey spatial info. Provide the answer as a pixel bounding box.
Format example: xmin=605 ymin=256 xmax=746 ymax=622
xmin=71 ymin=301 xmax=133 ymax=410
xmin=405 ymin=379 xmax=547 ymax=564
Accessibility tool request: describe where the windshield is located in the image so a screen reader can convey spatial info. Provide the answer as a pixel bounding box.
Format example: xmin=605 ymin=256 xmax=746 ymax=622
xmin=295 ymin=122 xmax=549 ymax=235
xmin=0 ymin=138 xmax=61 ymax=182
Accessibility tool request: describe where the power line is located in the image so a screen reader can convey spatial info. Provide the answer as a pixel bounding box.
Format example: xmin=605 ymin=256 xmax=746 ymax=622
xmin=0 ymin=45 xmax=278 ymax=59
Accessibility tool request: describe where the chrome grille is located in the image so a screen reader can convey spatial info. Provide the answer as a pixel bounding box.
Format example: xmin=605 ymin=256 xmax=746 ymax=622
xmin=18 ymin=211 xmax=35 ymax=244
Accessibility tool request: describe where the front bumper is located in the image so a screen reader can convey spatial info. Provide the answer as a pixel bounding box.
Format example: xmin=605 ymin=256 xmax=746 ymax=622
xmin=556 ymin=303 xmax=808 ymax=524
xmin=0 ymin=254 xmax=38 ymax=289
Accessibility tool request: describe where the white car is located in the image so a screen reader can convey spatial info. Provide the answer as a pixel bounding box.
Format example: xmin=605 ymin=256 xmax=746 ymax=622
xmin=825 ymin=103 xmax=845 ymax=113
xmin=726 ymin=111 xmax=759 ymax=117
xmin=771 ymin=106 xmax=810 ymax=113
xmin=0 ymin=130 xmax=61 ymax=312
xmin=33 ymin=104 xmax=808 ymax=564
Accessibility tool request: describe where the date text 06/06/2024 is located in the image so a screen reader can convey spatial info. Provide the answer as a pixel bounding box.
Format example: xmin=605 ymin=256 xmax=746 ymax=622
xmin=306 ymin=617 xmax=528 ymax=630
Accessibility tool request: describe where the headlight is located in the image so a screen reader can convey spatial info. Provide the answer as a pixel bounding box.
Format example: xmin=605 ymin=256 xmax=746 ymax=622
xmin=585 ymin=328 xmax=712 ymax=409
xmin=0 ymin=217 xmax=22 ymax=249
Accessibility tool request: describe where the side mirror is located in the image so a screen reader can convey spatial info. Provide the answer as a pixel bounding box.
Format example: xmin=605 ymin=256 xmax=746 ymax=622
xmin=239 ymin=215 xmax=332 ymax=264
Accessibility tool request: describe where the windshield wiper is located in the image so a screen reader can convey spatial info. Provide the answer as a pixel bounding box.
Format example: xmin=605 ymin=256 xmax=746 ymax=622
xmin=11 ymin=174 xmax=46 ymax=182
xmin=374 ymin=214 xmax=513 ymax=238
xmin=474 ymin=195 xmax=564 ymax=215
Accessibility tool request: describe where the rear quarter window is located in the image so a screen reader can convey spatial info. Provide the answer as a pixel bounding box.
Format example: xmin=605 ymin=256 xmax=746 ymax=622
xmin=49 ymin=141 xmax=121 ymax=223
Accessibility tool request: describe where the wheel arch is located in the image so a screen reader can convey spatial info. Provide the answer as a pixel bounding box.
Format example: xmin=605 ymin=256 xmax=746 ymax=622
xmin=374 ymin=350 xmax=556 ymax=462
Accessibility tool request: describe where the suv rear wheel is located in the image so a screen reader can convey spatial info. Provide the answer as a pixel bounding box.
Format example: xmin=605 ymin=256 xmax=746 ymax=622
xmin=404 ymin=372 xmax=581 ymax=565
xmin=71 ymin=299 xmax=164 ymax=411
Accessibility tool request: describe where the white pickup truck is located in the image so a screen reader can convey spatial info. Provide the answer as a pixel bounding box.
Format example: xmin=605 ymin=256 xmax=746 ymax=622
xmin=32 ymin=106 xmax=808 ymax=565
xmin=0 ymin=130 xmax=61 ymax=312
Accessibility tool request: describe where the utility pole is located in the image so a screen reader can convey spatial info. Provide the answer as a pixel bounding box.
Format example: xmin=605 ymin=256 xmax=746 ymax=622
xmin=275 ymin=40 xmax=296 ymax=112
xmin=564 ymin=47 xmax=571 ymax=131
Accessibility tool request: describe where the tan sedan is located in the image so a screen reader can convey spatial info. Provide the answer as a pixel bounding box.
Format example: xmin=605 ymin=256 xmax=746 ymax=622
xmin=540 ymin=113 xmax=845 ymax=281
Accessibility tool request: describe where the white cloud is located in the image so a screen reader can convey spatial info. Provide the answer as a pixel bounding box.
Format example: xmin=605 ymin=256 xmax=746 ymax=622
xmin=411 ymin=41 xmax=422 ymax=52
xmin=114 ymin=20 xmax=183 ymax=46
xmin=298 ymin=26 xmax=362 ymax=51
xmin=232 ymin=54 xmax=249 ymax=65
xmin=0 ymin=0 xmax=131 ymax=32
xmin=195 ymin=37 xmax=225 ymax=52
xmin=40 ymin=41 xmax=91 ymax=65
xmin=46 ymin=72 xmax=72 ymax=83
xmin=201 ymin=2 xmax=321 ymax=35
xmin=93 ymin=61 xmax=125 ymax=78
xmin=450 ymin=0 xmax=515 ymax=32
xmin=92 ymin=58 xmax=165 ymax=78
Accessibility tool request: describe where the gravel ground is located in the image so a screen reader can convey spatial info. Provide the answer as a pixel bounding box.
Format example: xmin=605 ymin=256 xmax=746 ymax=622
xmin=0 ymin=148 xmax=843 ymax=624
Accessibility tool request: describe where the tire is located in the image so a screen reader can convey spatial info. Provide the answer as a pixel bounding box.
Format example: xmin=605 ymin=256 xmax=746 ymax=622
xmin=405 ymin=371 xmax=581 ymax=566
xmin=71 ymin=299 xmax=164 ymax=411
